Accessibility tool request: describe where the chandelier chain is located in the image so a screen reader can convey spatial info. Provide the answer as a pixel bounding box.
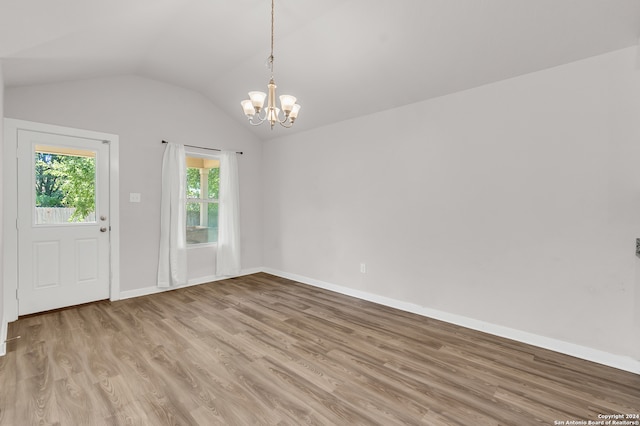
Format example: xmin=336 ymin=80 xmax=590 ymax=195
xmin=269 ymin=0 xmax=275 ymax=74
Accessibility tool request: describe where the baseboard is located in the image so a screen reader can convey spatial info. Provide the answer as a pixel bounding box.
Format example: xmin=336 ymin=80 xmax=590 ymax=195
xmin=0 ymin=316 xmax=7 ymax=357
xmin=118 ymin=267 xmax=263 ymax=300
xmin=262 ymin=268 xmax=640 ymax=374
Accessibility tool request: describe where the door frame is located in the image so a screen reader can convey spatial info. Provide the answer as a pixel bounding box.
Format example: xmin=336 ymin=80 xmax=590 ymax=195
xmin=3 ymin=118 xmax=120 ymax=322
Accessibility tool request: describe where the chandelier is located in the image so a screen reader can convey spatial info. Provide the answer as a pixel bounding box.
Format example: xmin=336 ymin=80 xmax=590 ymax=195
xmin=241 ymin=0 xmax=300 ymax=129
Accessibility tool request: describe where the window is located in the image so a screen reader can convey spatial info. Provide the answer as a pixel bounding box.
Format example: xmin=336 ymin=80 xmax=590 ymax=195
xmin=34 ymin=145 xmax=97 ymax=224
xmin=185 ymin=154 xmax=220 ymax=245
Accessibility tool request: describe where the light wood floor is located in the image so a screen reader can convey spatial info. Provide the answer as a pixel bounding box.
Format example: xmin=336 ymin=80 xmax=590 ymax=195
xmin=0 ymin=273 xmax=638 ymax=425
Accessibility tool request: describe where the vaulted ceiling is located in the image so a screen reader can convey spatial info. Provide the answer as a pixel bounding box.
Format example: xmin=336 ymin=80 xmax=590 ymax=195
xmin=2 ymin=0 xmax=639 ymax=140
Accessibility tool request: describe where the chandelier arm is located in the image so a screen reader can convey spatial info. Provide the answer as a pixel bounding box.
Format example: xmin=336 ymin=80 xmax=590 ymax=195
xmin=247 ymin=109 xmax=269 ymax=125
xmin=278 ymin=118 xmax=294 ymax=128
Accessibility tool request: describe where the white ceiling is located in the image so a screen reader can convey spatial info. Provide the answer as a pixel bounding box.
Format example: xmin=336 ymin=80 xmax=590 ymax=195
xmin=1 ymin=0 xmax=639 ymax=140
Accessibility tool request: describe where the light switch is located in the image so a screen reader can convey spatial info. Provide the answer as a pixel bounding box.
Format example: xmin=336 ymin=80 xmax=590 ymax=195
xmin=130 ymin=193 xmax=141 ymax=203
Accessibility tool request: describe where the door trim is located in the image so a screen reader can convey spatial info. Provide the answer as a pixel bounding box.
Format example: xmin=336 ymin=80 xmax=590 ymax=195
xmin=3 ymin=119 xmax=120 ymax=322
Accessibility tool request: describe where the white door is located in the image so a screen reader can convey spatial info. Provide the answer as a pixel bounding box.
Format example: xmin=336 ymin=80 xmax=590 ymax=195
xmin=17 ymin=130 xmax=110 ymax=315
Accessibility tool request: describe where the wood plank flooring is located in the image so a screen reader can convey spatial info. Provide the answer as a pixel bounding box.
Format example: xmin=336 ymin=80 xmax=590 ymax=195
xmin=0 ymin=272 xmax=638 ymax=425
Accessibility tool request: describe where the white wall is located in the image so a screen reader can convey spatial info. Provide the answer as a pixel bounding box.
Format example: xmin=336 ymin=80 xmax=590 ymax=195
xmin=0 ymin=63 xmax=5 ymax=354
xmin=5 ymin=76 xmax=263 ymax=293
xmin=263 ymin=47 xmax=640 ymax=360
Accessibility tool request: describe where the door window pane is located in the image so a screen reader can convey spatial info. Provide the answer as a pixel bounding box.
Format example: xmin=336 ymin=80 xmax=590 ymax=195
xmin=34 ymin=145 xmax=96 ymax=224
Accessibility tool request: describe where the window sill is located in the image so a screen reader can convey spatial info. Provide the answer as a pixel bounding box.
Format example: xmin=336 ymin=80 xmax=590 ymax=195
xmin=187 ymin=242 xmax=218 ymax=249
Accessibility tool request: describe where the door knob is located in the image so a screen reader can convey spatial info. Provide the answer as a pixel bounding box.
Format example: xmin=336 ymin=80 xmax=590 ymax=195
xmin=100 ymin=215 xmax=107 ymax=221
xmin=100 ymin=227 xmax=107 ymax=232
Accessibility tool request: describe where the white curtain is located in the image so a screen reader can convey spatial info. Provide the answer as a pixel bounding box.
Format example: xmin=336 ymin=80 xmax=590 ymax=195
xmin=217 ymin=151 xmax=241 ymax=276
xmin=157 ymin=143 xmax=187 ymax=287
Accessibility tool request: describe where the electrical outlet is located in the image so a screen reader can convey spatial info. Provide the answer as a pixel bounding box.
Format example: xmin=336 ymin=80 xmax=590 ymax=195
xmin=129 ymin=193 xmax=141 ymax=203
xmin=360 ymin=263 xmax=366 ymax=273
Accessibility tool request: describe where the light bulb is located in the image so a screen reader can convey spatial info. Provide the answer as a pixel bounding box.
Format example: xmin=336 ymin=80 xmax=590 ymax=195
xmin=279 ymin=95 xmax=297 ymax=114
xmin=241 ymin=100 xmax=256 ymax=117
xmin=289 ymin=104 xmax=301 ymax=120
xmin=248 ymin=91 xmax=267 ymax=110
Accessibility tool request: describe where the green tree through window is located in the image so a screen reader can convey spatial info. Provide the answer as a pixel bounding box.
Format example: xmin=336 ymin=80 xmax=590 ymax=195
xmin=35 ymin=152 xmax=64 ymax=207
xmin=35 ymin=151 xmax=96 ymax=222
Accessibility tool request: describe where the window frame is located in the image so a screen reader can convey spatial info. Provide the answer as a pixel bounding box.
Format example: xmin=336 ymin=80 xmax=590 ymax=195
xmin=185 ymin=150 xmax=220 ymax=247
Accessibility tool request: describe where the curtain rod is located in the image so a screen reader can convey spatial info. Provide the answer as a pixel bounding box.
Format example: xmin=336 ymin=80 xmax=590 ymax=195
xmin=161 ymin=140 xmax=243 ymax=155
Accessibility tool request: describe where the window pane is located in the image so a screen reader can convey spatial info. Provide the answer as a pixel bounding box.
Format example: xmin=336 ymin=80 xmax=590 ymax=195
xmin=34 ymin=146 xmax=96 ymax=224
xmin=186 ymin=201 xmax=218 ymax=244
xmin=186 ymin=201 xmax=201 ymax=228
xmin=186 ymin=167 xmax=201 ymax=198
xmin=208 ymin=202 xmax=219 ymax=232
xmin=208 ymin=167 xmax=220 ymax=199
